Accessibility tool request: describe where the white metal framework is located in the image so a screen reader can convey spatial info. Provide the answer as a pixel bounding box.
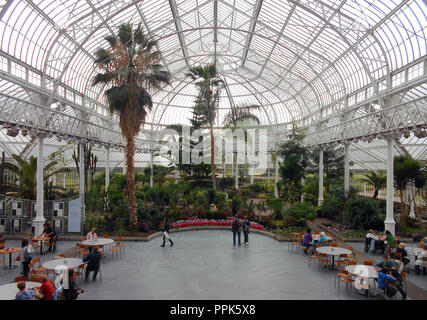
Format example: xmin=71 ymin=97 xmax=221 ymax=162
xmin=0 ymin=0 xmax=425 ymax=171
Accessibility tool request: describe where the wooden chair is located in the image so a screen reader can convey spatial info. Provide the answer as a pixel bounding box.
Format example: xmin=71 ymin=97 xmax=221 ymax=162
xmin=393 ymin=251 xmax=402 ymax=261
xmin=118 ymin=236 xmax=125 ymax=253
xmin=74 ymin=263 xmax=88 ymax=283
xmin=32 ymin=257 xmax=47 ymax=275
xmin=14 ymin=276 xmax=26 ymax=282
xmin=78 ymin=244 xmax=89 ymax=256
xmin=29 ymin=276 xmax=43 ymax=283
xmin=48 ymin=236 xmax=57 ymax=252
xmin=32 ymin=240 xmax=41 ymax=253
xmin=340 ymin=275 xmax=355 ymax=291
xmin=96 ymin=245 xmax=104 ymax=255
xmin=330 ymin=243 xmax=339 ymax=247
xmin=288 ymin=239 xmax=300 ymax=252
xmin=335 ymin=269 xmax=348 ymax=289
xmin=318 ymin=253 xmax=330 ymax=270
xmin=111 ymin=242 xmax=122 ymax=259
xmin=347 ymin=260 xmax=357 ymax=265
xmin=103 ymin=234 xmax=110 ymax=239
xmin=54 ymin=254 xmax=65 ymax=259
xmin=336 ymin=253 xmax=349 ymax=269
xmin=363 ymin=260 xmax=374 ymax=266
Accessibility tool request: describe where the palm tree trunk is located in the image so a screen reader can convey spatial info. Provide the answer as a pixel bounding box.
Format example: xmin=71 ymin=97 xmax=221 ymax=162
xmin=210 ymin=128 xmax=216 ymax=189
xmin=373 ymin=189 xmax=378 ymax=199
xmin=399 ymin=187 xmax=406 ymax=227
xmin=126 ymin=135 xmax=138 ymax=234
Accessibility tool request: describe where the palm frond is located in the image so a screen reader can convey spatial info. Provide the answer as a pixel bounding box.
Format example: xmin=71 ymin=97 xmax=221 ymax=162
xmin=92 ymin=72 xmax=115 ymax=86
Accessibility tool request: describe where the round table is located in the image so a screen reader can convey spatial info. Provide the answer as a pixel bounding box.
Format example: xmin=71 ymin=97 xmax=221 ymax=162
xmin=0 ymin=248 xmax=20 ymax=270
xmin=315 ymin=246 xmax=351 ymax=270
xmin=82 ymin=238 xmax=114 ymax=246
xmin=0 ymin=281 xmax=41 ymax=300
xmin=345 ymin=265 xmax=378 ymax=297
xmin=32 ymin=236 xmax=49 ymax=255
xmin=42 ymin=258 xmax=83 ymax=271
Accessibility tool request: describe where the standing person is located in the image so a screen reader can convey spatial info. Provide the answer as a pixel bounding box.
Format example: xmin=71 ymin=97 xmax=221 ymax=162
xmin=160 ymin=217 xmax=174 ymax=247
xmin=414 ymin=244 xmax=427 ymax=275
xmin=86 ymin=228 xmax=98 ymax=240
xmin=83 ymin=246 xmax=102 ymax=281
xmin=231 ymin=216 xmax=241 ymax=246
xmin=301 ymin=229 xmax=313 ymax=255
xmin=40 ymin=222 xmax=56 ymax=252
xmin=242 ymin=217 xmax=250 ymax=245
xmin=19 ymin=238 xmax=33 ymax=279
xmin=15 ymin=281 xmax=41 ymax=300
xmin=62 ymin=270 xmax=84 ymax=300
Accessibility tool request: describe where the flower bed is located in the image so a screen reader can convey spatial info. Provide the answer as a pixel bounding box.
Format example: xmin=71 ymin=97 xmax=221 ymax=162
xmin=170 ymin=217 xmax=265 ymax=231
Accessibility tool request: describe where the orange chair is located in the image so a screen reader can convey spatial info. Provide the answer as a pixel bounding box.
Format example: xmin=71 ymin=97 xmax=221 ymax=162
xmin=103 ymin=234 xmax=110 ymax=239
xmin=79 ymin=244 xmax=89 ymax=256
xmin=330 ymin=243 xmax=339 ymax=247
xmin=364 ymin=261 xmax=374 ymax=266
xmin=74 ymin=263 xmax=88 ymax=282
xmin=111 ymin=242 xmax=122 ymax=259
xmin=32 ymin=257 xmax=47 ymax=275
xmin=336 ymin=253 xmax=349 ymax=269
xmin=340 ymin=275 xmax=355 ymax=291
xmin=335 ymin=269 xmax=349 ymax=289
xmin=347 ymin=260 xmax=357 ymax=265
xmin=14 ymin=276 xmax=26 ymax=282
xmin=96 ymin=245 xmax=104 ymax=255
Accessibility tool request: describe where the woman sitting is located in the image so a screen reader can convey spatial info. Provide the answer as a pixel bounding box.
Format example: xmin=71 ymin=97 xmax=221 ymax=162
xmin=301 ymin=229 xmax=313 ymax=255
xmin=395 ymin=243 xmax=410 ymax=266
xmin=318 ymin=232 xmax=328 ymax=247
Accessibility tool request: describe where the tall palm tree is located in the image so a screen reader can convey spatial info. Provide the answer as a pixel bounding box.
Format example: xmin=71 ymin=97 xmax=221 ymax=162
xmin=0 ymin=154 xmax=70 ymax=200
xmin=360 ymin=170 xmax=386 ymax=199
xmin=92 ymin=23 xmax=170 ymax=234
xmin=186 ymin=64 xmax=222 ymax=189
xmin=223 ymin=104 xmax=260 ymax=189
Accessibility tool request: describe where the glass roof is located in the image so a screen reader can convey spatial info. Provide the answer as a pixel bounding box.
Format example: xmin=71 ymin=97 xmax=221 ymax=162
xmin=0 ymin=0 xmax=426 ymax=169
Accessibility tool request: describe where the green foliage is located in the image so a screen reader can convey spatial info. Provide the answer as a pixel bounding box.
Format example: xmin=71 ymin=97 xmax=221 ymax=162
xmin=302 ymin=176 xmax=318 ymax=206
xmin=318 ymin=198 xmax=345 ymax=220
xmin=360 ymin=170 xmax=387 ymax=199
xmin=284 ymin=202 xmax=317 ymax=226
xmin=231 ymin=195 xmax=243 ymax=215
xmin=343 ymin=197 xmax=384 ymax=230
xmin=267 ymin=197 xmax=283 ymax=219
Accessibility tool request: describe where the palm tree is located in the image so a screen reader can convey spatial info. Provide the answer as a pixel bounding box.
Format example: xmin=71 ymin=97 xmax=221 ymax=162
xmin=0 ymin=154 xmax=71 ymax=200
xmin=92 ymin=23 xmax=170 ymax=234
xmin=186 ymin=64 xmax=222 ymax=189
xmin=360 ymin=170 xmax=387 ymax=199
xmin=223 ymin=104 xmax=260 ymax=189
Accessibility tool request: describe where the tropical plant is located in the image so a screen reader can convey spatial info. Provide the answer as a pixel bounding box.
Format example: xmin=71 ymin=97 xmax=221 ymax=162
xmin=186 ymin=64 xmax=222 ymax=189
xmin=343 ymin=197 xmax=384 ymax=230
xmin=360 ymin=170 xmax=387 ymax=199
xmin=277 ymin=124 xmax=308 ymax=200
xmin=223 ymin=103 xmax=260 ymax=189
xmin=0 ymin=154 xmax=71 ymax=200
xmin=284 ymin=202 xmax=317 ymax=227
xmin=394 ymin=154 xmax=426 ymax=227
xmin=92 ymin=23 xmax=171 ymax=234
xmin=309 ymin=144 xmax=344 ymax=192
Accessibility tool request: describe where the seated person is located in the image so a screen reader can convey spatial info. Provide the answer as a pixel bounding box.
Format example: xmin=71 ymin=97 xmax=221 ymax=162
xmin=414 ymin=244 xmax=427 ymax=275
xmin=301 ymin=228 xmax=313 ymax=255
xmin=15 ymin=281 xmax=42 ymax=300
xmin=395 ymin=243 xmax=410 ymax=266
xmin=38 ymin=276 xmax=56 ymax=300
xmin=376 ymin=265 xmax=407 ymax=299
xmin=62 ymin=270 xmax=84 ymax=300
xmin=83 ymin=247 xmax=102 ymax=281
xmin=375 ymin=254 xmax=403 ymax=283
xmin=86 ymin=228 xmax=98 ymax=241
xmin=317 ymin=232 xmax=328 ymax=247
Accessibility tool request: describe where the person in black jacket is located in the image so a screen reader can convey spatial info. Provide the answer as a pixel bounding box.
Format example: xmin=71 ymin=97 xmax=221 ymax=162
xmin=83 ymin=247 xmax=102 ymax=281
xmin=160 ymin=217 xmax=174 ymax=247
xmin=242 ymin=217 xmax=250 ymax=245
xmin=231 ymin=216 xmax=242 ymax=246
xmin=40 ymin=222 xmax=56 ymax=252
xmin=62 ymin=270 xmax=83 ymax=300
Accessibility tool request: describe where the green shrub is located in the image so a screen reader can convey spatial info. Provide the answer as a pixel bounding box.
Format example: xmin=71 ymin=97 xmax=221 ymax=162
xmin=318 ymin=198 xmax=345 ymax=220
xmin=344 ymin=197 xmax=384 ymax=230
xmin=267 ymin=197 xmax=283 ymax=219
xmin=284 ymin=202 xmax=317 ymax=226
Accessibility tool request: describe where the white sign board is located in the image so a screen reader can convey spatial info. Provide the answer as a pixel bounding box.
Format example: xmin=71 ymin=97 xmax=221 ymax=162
xmin=67 ymin=197 xmax=81 ymax=233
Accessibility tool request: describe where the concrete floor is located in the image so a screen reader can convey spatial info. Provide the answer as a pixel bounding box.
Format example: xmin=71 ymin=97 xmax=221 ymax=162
xmin=1 ymin=231 xmax=424 ymax=300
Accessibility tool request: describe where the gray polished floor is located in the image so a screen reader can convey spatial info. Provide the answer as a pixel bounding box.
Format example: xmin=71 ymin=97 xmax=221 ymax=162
xmin=2 ymin=231 xmax=420 ymax=300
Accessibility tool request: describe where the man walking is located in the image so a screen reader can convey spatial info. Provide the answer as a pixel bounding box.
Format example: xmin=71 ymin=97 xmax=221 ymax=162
xmin=160 ymin=217 xmax=174 ymax=247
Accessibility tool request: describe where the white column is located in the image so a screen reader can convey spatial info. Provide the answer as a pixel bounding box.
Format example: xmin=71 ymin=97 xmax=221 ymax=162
xmin=79 ymin=143 xmax=85 ymax=224
xmin=409 ymin=182 xmax=416 ymax=219
xmin=150 ymin=151 xmax=153 ymax=187
xmin=344 ymin=143 xmax=350 ymax=198
xmin=235 ymin=153 xmax=239 ymax=189
xmin=34 ymin=135 xmax=45 ymax=236
xmin=385 ymin=138 xmax=396 ymax=235
xmin=63 ymin=172 xmax=66 ymax=189
xmin=274 ymin=153 xmax=279 ymax=198
xmin=105 ymin=148 xmax=110 ymax=191
xmin=318 ymin=149 xmax=324 ymax=206
xmin=301 ymin=177 xmax=305 ymax=202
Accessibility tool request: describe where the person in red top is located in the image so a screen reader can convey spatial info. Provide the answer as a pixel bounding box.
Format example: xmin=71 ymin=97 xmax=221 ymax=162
xmin=39 ymin=276 xmax=56 ymax=300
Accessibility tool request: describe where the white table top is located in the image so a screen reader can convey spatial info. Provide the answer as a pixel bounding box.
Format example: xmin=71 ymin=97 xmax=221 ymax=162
xmin=405 ymin=247 xmax=422 ymax=256
xmin=312 ymin=235 xmax=332 ymax=241
xmin=82 ymin=238 xmax=114 ymax=246
xmin=0 ymin=281 xmax=41 ymax=300
xmin=316 ymin=246 xmax=351 ymax=256
xmin=345 ymin=265 xmax=378 ymax=278
xmin=42 ymin=258 xmax=83 ymax=270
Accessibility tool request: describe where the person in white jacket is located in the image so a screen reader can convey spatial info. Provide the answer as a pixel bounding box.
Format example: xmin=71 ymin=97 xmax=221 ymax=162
xmin=86 ymin=228 xmax=98 ymax=241
xmin=415 ymin=244 xmax=427 ymax=275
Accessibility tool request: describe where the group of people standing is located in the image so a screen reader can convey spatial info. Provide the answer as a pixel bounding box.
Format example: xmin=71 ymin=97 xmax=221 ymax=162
xmin=231 ymin=216 xmax=251 ymax=246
